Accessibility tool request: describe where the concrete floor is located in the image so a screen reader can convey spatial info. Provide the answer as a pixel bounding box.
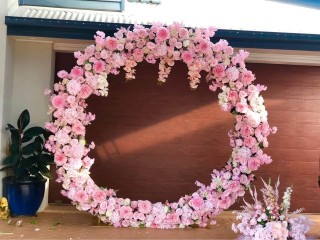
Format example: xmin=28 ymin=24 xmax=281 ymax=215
xmin=0 ymin=206 xmax=319 ymax=239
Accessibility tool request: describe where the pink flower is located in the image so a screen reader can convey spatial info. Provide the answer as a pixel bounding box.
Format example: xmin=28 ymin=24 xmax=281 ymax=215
xmin=54 ymin=152 xmax=67 ymax=166
xmin=72 ymin=121 xmax=85 ymax=135
xmin=51 ymin=95 xmax=65 ymax=108
xmin=146 ymin=42 xmax=156 ymax=49
xmin=228 ymin=90 xmax=238 ymax=103
xmin=166 ymin=213 xmax=179 ymax=224
xmin=93 ymin=60 xmax=106 ymax=73
xmin=67 ymin=80 xmax=81 ymax=95
xmin=198 ymin=41 xmax=209 ymax=53
xmin=189 ymin=197 xmax=204 ymax=210
xmin=212 ymin=64 xmax=226 ymax=79
xmin=218 ymin=197 xmax=231 ymax=209
xmin=92 ymin=190 xmax=107 ymax=203
xmin=181 ymin=51 xmax=194 ymax=64
xmin=119 ymin=206 xmax=133 ymax=219
xmin=133 ymin=49 xmax=144 ymax=62
xmin=157 ymin=27 xmax=170 ymax=41
xmin=241 ymin=70 xmax=255 ymax=85
xmin=248 ymin=157 xmax=260 ymax=171
xmin=70 ymin=66 xmax=84 ymax=78
xmin=138 ymin=200 xmax=152 ymax=214
xmin=235 ymin=102 xmax=248 ymax=114
xmin=57 ymin=70 xmax=69 ymax=78
xmin=179 ymin=28 xmax=189 ymax=39
xmin=105 ymin=37 xmax=118 ymax=51
xmin=78 ymin=84 xmax=92 ymax=99
xmin=75 ymin=190 xmax=89 ymax=203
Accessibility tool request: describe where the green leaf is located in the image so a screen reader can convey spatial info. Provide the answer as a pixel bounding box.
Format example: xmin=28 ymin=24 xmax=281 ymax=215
xmin=10 ymin=131 xmax=20 ymax=154
xmin=42 ymin=154 xmax=54 ymax=165
xmin=24 ymin=127 xmax=44 ymax=138
xmin=0 ymin=165 xmax=12 ymax=171
xmin=17 ymin=109 xmax=30 ymax=131
xmin=6 ymin=124 xmax=18 ymax=132
xmin=21 ymin=135 xmax=33 ymax=143
xmin=12 ymin=154 xmax=20 ymax=166
xmin=3 ymin=155 xmax=14 ymax=165
xmin=20 ymin=157 xmax=34 ymax=169
xmin=22 ymin=142 xmax=36 ymax=155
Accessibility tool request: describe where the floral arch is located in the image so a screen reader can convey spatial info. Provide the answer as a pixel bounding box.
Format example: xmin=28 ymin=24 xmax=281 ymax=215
xmin=45 ymin=22 xmax=276 ymax=229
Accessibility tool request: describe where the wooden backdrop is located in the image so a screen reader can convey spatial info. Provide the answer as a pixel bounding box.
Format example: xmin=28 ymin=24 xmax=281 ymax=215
xmin=49 ymin=52 xmax=320 ymax=212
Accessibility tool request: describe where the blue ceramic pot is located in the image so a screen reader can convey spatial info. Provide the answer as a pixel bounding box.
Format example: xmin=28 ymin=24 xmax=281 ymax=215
xmin=2 ymin=176 xmax=46 ymax=216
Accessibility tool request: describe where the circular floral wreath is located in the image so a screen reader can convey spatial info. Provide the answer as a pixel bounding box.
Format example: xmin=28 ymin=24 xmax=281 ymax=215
xmin=45 ymin=22 xmax=277 ymax=229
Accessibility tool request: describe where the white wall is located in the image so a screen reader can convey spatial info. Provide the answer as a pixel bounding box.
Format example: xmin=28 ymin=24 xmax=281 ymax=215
xmin=0 ymin=0 xmax=10 ymax=197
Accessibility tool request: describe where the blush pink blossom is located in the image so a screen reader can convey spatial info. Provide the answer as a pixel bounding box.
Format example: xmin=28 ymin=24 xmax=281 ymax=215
xmin=138 ymin=200 xmax=152 ymax=214
xmin=105 ymin=37 xmax=118 ymax=51
xmin=67 ymin=79 xmax=81 ymax=95
xmin=75 ymin=190 xmax=89 ymax=203
xmin=92 ymin=189 xmax=107 ymax=203
xmin=57 ymin=70 xmax=69 ymax=78
xmin=119 ymin=206 xmax=133 ymax=219
xmin=157 ymin=27 xmax=170 ymax=41
xmin=241 ymin=70 xmax=255 ymax=85
xmin=248 ymin=157 xmax=260 ymax=171
xmin=93 ymin=60 xmax=106 ymax=73
xmin=189 ymin=196 xmax=204 ymax=210
xmin=181 ymin=51 xmax=194 ymax=64
xmin=54 ymin=152 xmax=67 ymax=166
xmin=70 ymin=66 xmax=84 ymax=78
xmin=72 ymin=121 xmax=85 ymax=135
xmin=51 ymin=95 xmax=65 ymax=108
xmin=78 ymin=84 xmax=93 ymax=99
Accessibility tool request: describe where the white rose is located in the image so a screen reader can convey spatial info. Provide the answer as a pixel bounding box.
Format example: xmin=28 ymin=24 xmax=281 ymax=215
xmin=183 ymin=40 xmax=190 ymax=47
xmin=246 ymin=110 xmax=261 ymax=127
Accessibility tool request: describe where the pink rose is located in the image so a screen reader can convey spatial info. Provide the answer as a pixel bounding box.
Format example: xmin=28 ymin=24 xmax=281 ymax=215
xmin=70 ymin=66 xmax=84 ymax=78
xmin=72 ymin=121 xmax=85 ymax=135
xmin=189 ymin=196 xmax=204 ymax=210
xmin=105 ymin=37 xmax=118 ymax=51
xmin=119 ymin=206 xmax=133 ymax=219
xmin=93 ymin=60 xmax=106 ymax=73
xmin=54 ymin=152 xmax=67 ymax=166
xmin=157 ymin=27 xmax=170 ymax=41
xmin=181 ymin=51 xmax=194 ymax=64
xmin=78 ymin=84 xmax=92 ymax=99
xmin=92 ymin=190 xmax=107 ymax=203
xmin=51 ymin=95 xmax=65 ymax=108
xmin=248 ymin=157 xmax=260 ymax=171
xmin=138 ymin=200 xmax=152 ymax=214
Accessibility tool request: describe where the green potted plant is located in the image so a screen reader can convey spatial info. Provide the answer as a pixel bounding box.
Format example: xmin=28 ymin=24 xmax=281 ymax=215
xmin=1 ymin=109 xmax=54 ymax=216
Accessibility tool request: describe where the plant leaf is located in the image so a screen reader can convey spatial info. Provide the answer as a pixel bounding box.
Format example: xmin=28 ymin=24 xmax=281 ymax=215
xmin=24 ymin=127 xmax=44 ymax=138
xmin=21 ymin=135 xmax=33 ymax=143
xmin=17 ymin=109 xmax=30 ymax=130
xmin=22 ymin=142 xmax=36 ymax=155
xmin=0 ymin=165 xmax=12 ymax=171
xmin=42 ymin=154 xmax=54 ymax=165
xmin=9 ymin=131 xmax=20 ymax=154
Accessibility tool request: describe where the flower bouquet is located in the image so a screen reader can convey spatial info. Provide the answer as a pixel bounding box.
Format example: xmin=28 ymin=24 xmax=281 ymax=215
xmin=232 ymin=178 xmax=313 ymax=240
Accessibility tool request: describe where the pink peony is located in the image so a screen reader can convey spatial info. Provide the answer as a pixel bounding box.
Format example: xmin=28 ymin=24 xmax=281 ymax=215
xmin=72 ymin=121 xmax=85 ymax=135
xmin=51 ymin=95 xmax=65 ymax=109
xmin=93 ymin=60 xmax=106 ymax=73
xmin=241 ymin=70 xmax=255 ymax=85
xmin=248 ymin=157 xmax=260 ymax=171
xmin=138 ymin=200 xmax=152 ymax=214
xmin=75 ymin=190 xmax=89 ymax=203
xmin=57 ymin=70 xmax=69 ymax=78
xmin=105 ymin=37 xmax=118 ymax=51
xmin=119 ymin=206 xmax=133 ymax=219
xmin=189 ymin=196 xmax=204 ymax=210
xmin=181 ymin=51 xmax=194 ymax=64
xmin=70 ymin=66 xmax=84 ymax=78
xmin=157 ymin=27 xmax=170 ymax=41
xmin=54 ymin=152 xmax=67 ymax=166
xmin=78 ymin=84 xmax=92 ymax=99
xmin=92 ymin=189 xmax=107 ymax=203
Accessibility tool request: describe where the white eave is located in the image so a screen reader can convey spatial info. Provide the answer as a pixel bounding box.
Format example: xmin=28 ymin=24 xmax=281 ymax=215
xmin=7 ymin=0 xmax=320 ymax=34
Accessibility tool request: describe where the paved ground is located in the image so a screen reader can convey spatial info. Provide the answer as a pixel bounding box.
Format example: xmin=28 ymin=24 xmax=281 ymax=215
xmin=0 ymin=206 xmax=319 ymax=239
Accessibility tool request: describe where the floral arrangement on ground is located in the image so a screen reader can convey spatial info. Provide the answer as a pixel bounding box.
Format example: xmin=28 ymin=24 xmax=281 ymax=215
xmin=232 ymin=178 xmax=313 ymax=240
xmin=45 ymin=22 xmax=277 ymax=228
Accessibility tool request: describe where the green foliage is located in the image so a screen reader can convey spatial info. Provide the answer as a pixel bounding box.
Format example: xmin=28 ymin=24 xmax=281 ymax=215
xmin=0 ymin=109 xmax=54 ymax=180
